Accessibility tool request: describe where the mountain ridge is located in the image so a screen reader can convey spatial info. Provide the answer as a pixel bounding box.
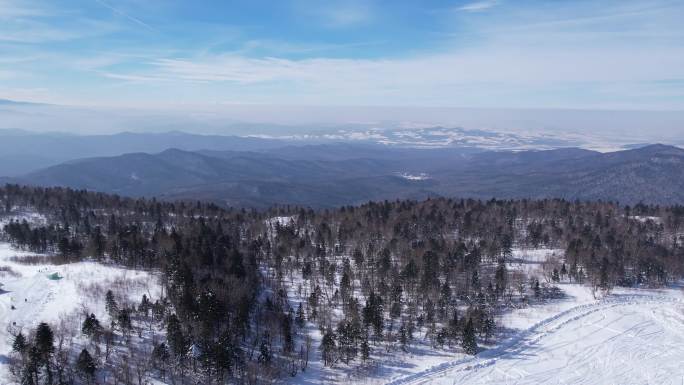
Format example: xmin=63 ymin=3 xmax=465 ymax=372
xmin=7 ymin=143 xmax=683 ymax=207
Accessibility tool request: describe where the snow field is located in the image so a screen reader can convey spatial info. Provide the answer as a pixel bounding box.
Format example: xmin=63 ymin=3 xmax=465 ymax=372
xmin=0 ymin=242 xmax=162 ymax=381
xmin=386 ymin=288 xmax=684 ymax=385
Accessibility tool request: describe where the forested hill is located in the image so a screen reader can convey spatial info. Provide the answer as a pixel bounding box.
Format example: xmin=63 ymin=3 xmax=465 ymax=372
xmin=1 ymin=184 xmax=683 ymax=384
xmin=10 ymin=144 xmax=684 ymax=207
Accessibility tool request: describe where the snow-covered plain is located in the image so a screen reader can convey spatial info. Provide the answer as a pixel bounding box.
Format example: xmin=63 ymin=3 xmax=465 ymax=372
xmin=0 ymin=242 xmax=161 ymax=381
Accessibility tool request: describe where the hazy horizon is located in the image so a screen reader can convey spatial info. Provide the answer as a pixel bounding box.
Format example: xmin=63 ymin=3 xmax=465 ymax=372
xmin=1 ymin=101 xmax=682 ymax=149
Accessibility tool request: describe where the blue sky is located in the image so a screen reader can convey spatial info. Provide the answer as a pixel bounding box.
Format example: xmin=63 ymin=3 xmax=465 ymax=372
xmin=1 ymin=0 xmax=684 ymax=110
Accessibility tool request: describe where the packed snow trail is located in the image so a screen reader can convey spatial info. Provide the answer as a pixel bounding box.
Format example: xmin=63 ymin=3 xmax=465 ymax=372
xmin=386 ymin=294 xmax=684 ymax=385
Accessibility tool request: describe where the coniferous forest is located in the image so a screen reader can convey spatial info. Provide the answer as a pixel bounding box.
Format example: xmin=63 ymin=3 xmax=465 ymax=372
xmin=1 ymin=184 xmax=683 ymax=384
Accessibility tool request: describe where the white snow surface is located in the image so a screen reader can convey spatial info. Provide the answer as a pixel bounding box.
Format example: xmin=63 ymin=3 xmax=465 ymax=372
xmin=385 ymin=285 xmax=684 ymax=385
xmin=276 ymin=245 xmax=684 ymax=385
xmin=629 ymin=216 xmax=662 ymax=223
xmin=2 ymin=215 xmax=683 ymax=385
xmin=397 ymin=173 xmax=431 ymax=181
xmin=266 ymin=215 xmax=297 ymax=227
xmin=508 ymin=248 xmax=565 ymax=276
xmin=0 ymin=242 xmax=161 ymax=380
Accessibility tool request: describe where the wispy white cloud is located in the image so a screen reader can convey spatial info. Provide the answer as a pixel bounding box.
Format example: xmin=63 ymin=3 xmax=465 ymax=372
xmin=0 ymin=0 xmax=76 ymax=43
xmin=0 ymin=21 xmax=82 ymax=43
xmin=457 ymin=0 xmax=498 ymax=12
xmin=237 ymin=39 xmax=384 ymax=56
xmin=0 ymin=0 xmax=48 ymax=19
xmin=94 ymin=41 xmax=684 ymax=110
xmin=0 ymin=0 xmax=123 ymax=44
xmin=2 ymin=0 xmax=683 ymax=112
xmin=0 ymin=87 xmax=56 ymax=103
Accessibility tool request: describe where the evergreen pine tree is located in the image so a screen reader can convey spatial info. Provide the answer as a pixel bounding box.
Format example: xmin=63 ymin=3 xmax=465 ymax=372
xmin=117 ymin=308 xmax=133 ymax=332
xmin=258 ymin=334 xmax=272 ymax=365
xmin=471 ymin=269 xmax=480 ymax=290
xmin=139 ymin=294 xmax=151 ymax=315
xmin=295 ymin=303 xmax=306 ymax=328
xmin=599 ymin=257 xmax=611 ymax=291
xmin=282 ymin=313 xmax=294 ymax=354
xmin=320 ymin=327 xmax=336 ymax=367
xmin=360 ymin=331 xmax=371 ymax=362
xmin=166 ymin=314 xmax=188 ymax=358
xmin=153 ymin=343 xmax=170 ymax=366
xmin=336 ymin=320 xmax=357 ymax=364
xmin=12 ymin=332 xmax=27 ymax=354
xmin=569 ymin=261 xmax=578 ymax=282
xmin=482 ymin=316 xmax=495 ymax=343
xmin=462 ymin=318 xmax=478 ymax=355
xmin=35 ymin=322 xmax=54 ymax=355
xmin=577 ymin=267 xmax=585 ymax=284
xmin=494 ymin=261 xmax=507 ymax=295
xmin=76 ymin=348 xmax=97 ymax=384
xmin=82 ymin=313 xmax=101 ymax=338
xmin=533 ymin=279 xmax=542 ymax=298
xmin=105 ymin=290 xmax=118 ymax=319
xmin=21 ymin=356 xmax=37 ymax=385
xmin=448 ymin=309 xmax=460 ymax=342
xmin=35 ymin=322 xmax=54 ymax=384
xmin=363 ymin=291 xmax=384 ymax=337
xmin=399 ymin=323 xmax=409 ymax=352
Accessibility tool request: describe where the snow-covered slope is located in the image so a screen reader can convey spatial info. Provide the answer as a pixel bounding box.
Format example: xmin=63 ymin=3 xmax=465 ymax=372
xmin=386 ymin=287 xmax=684 ymax=385
xmin=0 ymin=242 xmax=161 ymax=381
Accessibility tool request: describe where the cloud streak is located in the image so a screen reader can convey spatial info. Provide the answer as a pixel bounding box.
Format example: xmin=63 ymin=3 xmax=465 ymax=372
xmin=93 ymin=0 xmax=156 ymax=32
xmin=0 ymin=0 xmax=48 ymax=19
xmin=90 ymin=41 xmax=683 ymax=110
xmin=457 ymin=1 xmax=498 ymax=12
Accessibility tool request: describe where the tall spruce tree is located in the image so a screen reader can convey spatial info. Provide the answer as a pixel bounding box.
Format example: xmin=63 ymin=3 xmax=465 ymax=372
xmin=462 ymin=318 xmax=478 ymax=355
xmin=76 ymin=348 xmax=97 ymax=384
xmin=12 ymin=332 xmax=27 ymax=354
xmin=82 ymin=313 xmax=101 ymax=338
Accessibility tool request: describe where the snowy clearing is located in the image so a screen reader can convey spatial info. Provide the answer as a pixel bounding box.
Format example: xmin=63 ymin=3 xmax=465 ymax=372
xmin=385 ymin=286 xmax=684 ymax=385
xmin=274 ymin=244 xmax=684 ymax=385
xmin=0 ymin=242 xmax=161 ymax=380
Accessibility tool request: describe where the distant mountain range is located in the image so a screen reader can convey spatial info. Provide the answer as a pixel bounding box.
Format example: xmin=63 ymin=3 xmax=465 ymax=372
xmin=0 ymin=129 xmax=291 ymax=176
xmin=0 ymin=127 xmax=588 ymax=177
xmin=5 ymin=141 xmax=684 ymax=207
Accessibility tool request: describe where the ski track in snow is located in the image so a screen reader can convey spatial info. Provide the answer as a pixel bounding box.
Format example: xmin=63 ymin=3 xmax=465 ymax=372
xmin=385 ymin=293 xmax=684 ymax=385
